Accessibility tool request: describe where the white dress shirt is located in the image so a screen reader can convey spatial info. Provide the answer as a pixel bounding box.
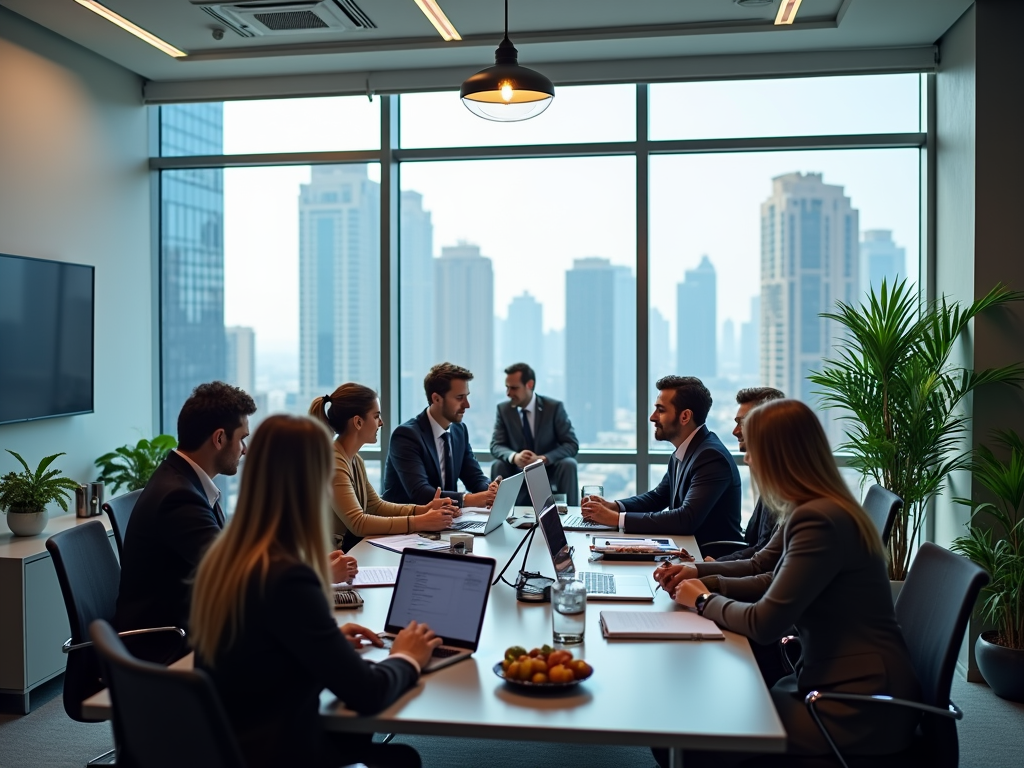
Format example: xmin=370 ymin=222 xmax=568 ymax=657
xmin=174 ymin=449 xmax=221 ymax=508
xmin=617 ymin=426 xmax=701 ymax=528
xmin=427 ymin=411 xmax=452 ymax=489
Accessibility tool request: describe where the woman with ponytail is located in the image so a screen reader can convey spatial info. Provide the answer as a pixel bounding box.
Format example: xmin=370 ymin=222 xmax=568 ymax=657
xmin=310 ymin=384 xmax=457 ymax=551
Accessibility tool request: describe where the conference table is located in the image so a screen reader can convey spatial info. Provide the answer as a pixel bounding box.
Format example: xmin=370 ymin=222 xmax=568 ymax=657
xmin=84 ymin=508 xmax=786 ymax=767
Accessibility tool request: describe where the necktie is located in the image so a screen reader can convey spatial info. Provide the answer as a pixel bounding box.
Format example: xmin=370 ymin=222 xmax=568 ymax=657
xmin=521 ymin=408 xmax=535 ymax=451
xmin=441 ymin=431 xmax=456 ymax=492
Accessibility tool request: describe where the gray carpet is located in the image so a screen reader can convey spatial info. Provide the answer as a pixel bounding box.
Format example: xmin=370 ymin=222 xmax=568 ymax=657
xmin=1 ymin=674 xmax=1022 ymax=767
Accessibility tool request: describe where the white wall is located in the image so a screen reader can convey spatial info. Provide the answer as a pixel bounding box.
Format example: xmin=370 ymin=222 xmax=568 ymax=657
xmin=0 ymin=7 xmax=154 ymax=505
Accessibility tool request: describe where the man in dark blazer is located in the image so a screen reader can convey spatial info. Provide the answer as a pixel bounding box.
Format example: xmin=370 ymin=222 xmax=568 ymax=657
xmin=582 ymin=375 xmax=742 ymax=546
xmin=382 ymin=363 xmax=498 ymax=508
xmin=490 ymin=362 xmax=580 ymax=505
xmin=115 ymin=382 xmax=256 ymax=656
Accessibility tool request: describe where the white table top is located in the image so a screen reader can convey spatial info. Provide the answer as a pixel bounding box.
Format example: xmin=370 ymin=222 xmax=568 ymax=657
xmin=83 ymin=510 xmax=786 ymax=754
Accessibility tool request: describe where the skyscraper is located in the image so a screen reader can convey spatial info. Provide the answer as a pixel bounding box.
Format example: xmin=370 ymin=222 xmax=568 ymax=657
xmin=720 ymin=318 xmax=737 ymax=375
xmin=298 ymin=165 xmax=381 ymax=405
xmin=225 ymin=326 xmax=256 ymax=395
xmin=434 ymin=242 xmax=494 ymax=443
xmin=565 ymin=257 xmax=615 ymax=444
xmin=649 ymin=307 xmax=672 ymax=390
xmin=160 ymin=103 xmax=225 ymax=430
xmin=612 ymin=266 xmax=637 ymax=415
xmin=739 ymin=295 xmax=760 ymax=378
xmin=677 ymin=255 xmax=717 ymax=380
xmin=860 ymin=229 xmax=906 ymax=298
xmin=760 ymin=172 xmax=859 ymax=440
xmin=399 ymin=190 xmax=434 ymax=421
xmin=504 ymin=291 xmax=544 ymax=373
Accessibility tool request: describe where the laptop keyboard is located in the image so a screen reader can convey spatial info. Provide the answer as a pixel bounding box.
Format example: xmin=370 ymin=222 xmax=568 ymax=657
xmin=563 ymin=515 xmax=612 ymax=529
xmin=451 ymin=520 xmax=485 ymax=531
xmin=578 ymin=571 xmax=616 ymax=594
xmin=432 ymin=646 xmax=463 ymax=659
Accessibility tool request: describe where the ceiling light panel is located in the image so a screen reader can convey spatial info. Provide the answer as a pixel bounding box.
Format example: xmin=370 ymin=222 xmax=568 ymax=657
xmin=74 ymin=0 xmax=187 ymax=57
xmin=414 ymin=0 xmax=461 ymax=41
xmin=774 ymin=0 xmax=803 ymax=25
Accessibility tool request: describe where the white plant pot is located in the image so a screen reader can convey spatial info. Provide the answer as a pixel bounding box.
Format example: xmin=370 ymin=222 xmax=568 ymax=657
xmin=5 ymin=509 xmax=48 ymax=536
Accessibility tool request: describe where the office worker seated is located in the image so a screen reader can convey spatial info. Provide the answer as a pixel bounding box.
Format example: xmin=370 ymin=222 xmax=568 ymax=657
xmin=581 ymin=376 xmax=742 ymax=546
xmin=114 ymin=381 xmax=257 ymax=657
xmin=490 ymin=362 xmax=580 ymax=505
xmin=191 ymin=415 xmax=437 ymax=768
xmin=309 ymin=384 xmax=458 ymax=552
xmin=382 ymin=363 xmax=498 ymax=508
xmin=658 ymin=399 xmax=922 ymax=765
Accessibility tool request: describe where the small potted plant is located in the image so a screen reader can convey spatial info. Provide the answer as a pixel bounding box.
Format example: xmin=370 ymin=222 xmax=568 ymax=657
xmin=951 ymin=430 xmax=1024 ymax=702
xmin=95 ymin=435 xmax=177 ymax=494
xmin=0 ymin=450 xmax=81 ymax=536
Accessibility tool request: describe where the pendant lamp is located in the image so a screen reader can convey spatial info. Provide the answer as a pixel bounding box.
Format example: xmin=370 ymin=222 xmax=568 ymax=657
xmin=460 ymin=0 xmax=554 ymax=122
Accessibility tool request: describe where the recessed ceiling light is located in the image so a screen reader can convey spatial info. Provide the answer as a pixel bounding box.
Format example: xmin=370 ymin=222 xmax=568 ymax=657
xmin=414 ymin=0 xmax=462 ymax=42
xmin=735 ymin=0 xmax=774 ymax=7
xmin=74 ymin=0 xmax=187 ymax=58
xmin=774 ymin=0 xmax=803 ymax=25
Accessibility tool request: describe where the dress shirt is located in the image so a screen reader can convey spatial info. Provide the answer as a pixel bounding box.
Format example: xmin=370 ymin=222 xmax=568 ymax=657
xmin=517 ymin=394 xmax=537 ymax=457
xmin=427 ymin=411 xmax=451 ymax=489
xmin=617 ymin=427 xmax=700 ymax=528
xmin=174 ymin=449 xmax=221 ymax=508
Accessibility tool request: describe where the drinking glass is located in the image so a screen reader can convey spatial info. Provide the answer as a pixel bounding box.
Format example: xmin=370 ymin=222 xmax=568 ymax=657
xmin=581 ymin=485 xmax=604 ymax=501
xmin=552 ymin=574 xmax=586 ymax=644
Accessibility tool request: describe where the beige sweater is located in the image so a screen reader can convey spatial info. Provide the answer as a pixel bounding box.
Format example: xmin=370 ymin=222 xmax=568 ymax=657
xmin=331 ymin=443 xmax=416 ymax=540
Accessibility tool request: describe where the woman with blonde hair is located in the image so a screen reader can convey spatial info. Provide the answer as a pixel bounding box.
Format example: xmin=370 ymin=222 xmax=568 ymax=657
xmin=654 ymin=399 xmax=921 ymax=764
xmin=310 ymin=384 xmax=457 ymax=551
xmin=190 ymin=414 xmax=440 ymax=768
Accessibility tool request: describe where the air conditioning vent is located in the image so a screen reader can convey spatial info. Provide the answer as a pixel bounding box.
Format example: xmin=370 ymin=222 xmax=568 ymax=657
xmin=191 ymin=0 xmax=375 ymax=38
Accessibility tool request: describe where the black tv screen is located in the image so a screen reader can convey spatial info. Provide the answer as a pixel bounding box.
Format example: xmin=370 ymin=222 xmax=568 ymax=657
xmin=0 ymin=253 xmax=95 ymax=425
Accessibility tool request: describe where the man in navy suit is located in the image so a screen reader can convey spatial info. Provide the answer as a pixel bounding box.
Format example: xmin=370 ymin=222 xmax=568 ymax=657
xmin=581 ymin=375 xmax=742 ymax=546
xmin=382 ymin=363 xmax=499 ymax=508
xmin=115 ymin=382 xmax=256 ymax=651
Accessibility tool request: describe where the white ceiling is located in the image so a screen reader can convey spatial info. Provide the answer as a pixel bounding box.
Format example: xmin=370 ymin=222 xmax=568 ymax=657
xmin=2 ymin=0 xmax=972 ymax=86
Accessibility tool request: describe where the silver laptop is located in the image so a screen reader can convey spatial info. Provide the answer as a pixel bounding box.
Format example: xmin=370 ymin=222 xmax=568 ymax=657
xmin=447 ymin=472 xmax=524 ymax=535
xmin=537 ymin=505 xmax=654 ymax=602
xmin=523 ymin=460 xmax=616 ymax=532
xmin=360 ymin=548 xmax=496 ymax=672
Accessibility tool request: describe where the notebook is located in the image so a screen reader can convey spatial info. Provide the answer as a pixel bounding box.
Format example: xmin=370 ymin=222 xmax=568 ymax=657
xmin=599 ymin=610 xmax=724 ymax=640
xmin=359 ymin=548 xmax=496 ymax=672
xmin=523 ymin=460 xmax=616 ymax=531
xmin=447 ymin=472 xmax=524 ymax=535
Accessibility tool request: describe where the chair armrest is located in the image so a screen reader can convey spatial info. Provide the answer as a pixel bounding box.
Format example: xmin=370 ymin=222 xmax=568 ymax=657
xmin=700 ymin=540 xmax=748 ymax=559
xmin=779 ymin=634 xmax=800 ymax=674
xmin=63 ymin=626 xmax=185 ymax=654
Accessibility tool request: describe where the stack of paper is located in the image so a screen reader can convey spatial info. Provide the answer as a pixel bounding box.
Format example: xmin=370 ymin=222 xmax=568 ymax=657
xmin=366 ymin=534 xmax=450 ymax=554
xmin=599 ymin=610 xmax=725 ymax=640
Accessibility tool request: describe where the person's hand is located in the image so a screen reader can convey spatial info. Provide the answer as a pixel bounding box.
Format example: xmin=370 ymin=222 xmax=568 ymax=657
xmin=465 ymin=487 xmax=496 ymax=508
xmin=329 ymin=551 xmax=358 ymax=583
xmin=412 ymin=505 xmax=455 ymax=531
xmin=581 ymin=495 xmax=618 ymax=527
xmin=704 ymin=556 xmax=716 ymax=562
xmin=391 ymin=620 xmax=442 ymax=669
xmin=513 ymin=450 xmax=537 ymax=468
xmin=340 ymin=623 xmax=383 ymax=649
xmin=673 ymin=579 xmax=707 ymax=610
xmin=417 ymin=488 xmax=460 ymax=516
xmin=653 ymin=562 xmax=698 ymax=595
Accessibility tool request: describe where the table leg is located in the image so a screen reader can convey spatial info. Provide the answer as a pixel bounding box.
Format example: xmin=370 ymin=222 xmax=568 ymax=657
xmin=667 ymin=746 xmax=684 ymax=768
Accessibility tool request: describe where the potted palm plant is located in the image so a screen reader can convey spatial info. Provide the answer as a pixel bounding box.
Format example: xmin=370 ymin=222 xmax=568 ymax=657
xmin=0 ymin=451 xmax=81 ymax=536
xmin=810 ymin=280 xmax=1024 ymax=581
xmin=951 ymin=430 xmax=1024 ymax=702
xmin=94 ymin=435 xmax=177 ymax=494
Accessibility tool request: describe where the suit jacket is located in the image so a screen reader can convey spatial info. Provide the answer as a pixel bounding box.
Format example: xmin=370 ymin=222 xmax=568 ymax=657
xmin=115 ymin=451 xmax=224 ymax=634
xmin=702 ymin=499 xmax=922 ymax=755
xmin=715 ymin=497 xmax=778 ymax=562
xmin=197 ymin=562 xmax=418 ymax=768
xmin=381 ymin=409 xmax=490 ymax=506
xmin=697 ymin=523 xmax=783 ymax=601
xmin=490 ymin=395 xmax=579 ymax=465
xmin=617 ymin=426 xmax=742 ymax=545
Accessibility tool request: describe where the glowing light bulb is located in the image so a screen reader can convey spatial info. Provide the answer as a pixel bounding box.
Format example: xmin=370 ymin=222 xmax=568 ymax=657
xmin=500 ymin=83 xmax=514 ymax=103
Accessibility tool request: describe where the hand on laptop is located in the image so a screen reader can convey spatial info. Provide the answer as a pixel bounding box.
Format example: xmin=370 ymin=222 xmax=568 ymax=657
xmin=653 ymin=562 xmax=699 ymax=597
xmin=581 ymin=495 xmax=618 ymax=527
xmin=341 ymin=623 xmax=384 ymax=649
xmin=412 ymin=504 xmax=457 ymax=531
xmin=465 ymin=485 xmax=497 ymax=509
xmin=416 ymin=487 xmax=461 ymax=518
xmin=391 ymin=620 xmax=443 ymax=669
xmin=329 ymin=551 xmax=359 ymax=583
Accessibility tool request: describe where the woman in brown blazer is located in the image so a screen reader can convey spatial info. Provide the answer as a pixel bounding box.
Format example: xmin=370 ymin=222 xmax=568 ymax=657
xmin=657 ymin=399 xmax=921 ymax=762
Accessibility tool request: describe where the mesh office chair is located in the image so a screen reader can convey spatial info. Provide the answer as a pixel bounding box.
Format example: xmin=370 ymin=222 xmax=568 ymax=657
xmin=861 ymin=484 xmax=903 ymax=546
xmin=102 ymin=489 xmax=142 ymax=559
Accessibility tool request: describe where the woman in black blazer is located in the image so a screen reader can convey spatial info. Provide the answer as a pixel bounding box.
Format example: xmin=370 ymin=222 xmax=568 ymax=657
xmin=190 ymin=414 xmax=441 ymax=768
xmin=656 ymin=399 xmax=922 ymax=764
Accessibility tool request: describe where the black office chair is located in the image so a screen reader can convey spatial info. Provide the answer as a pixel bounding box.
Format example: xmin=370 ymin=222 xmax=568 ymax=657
xmin=700 ymin=539 xmax=751 ymax=559
xmin=46 ymin=522 xmax=185 ymax=764
xmin=102 ymin=489 xmax=142 ymax=559
xmin=861 ymin=484 xmax=903 ymax=546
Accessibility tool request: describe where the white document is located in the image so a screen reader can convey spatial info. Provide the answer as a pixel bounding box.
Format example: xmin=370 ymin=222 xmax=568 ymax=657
xmin=599 ymin=610 xmax=725 ymax=640
xmin=334 ymin=566 xmax=399 ymax=588
xmin=367 ymin=534 xmax=450 ymax=554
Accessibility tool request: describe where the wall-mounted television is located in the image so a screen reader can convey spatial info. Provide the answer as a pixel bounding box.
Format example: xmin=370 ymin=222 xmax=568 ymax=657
xmin=0 ymin=253 xmax=95 ymax=425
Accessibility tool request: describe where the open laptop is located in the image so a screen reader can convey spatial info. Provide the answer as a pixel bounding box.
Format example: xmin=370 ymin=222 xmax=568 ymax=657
xmin=523 ymin=460 xmax=616 ymax=532
xmin=447 ymin=472 xmax=524 ymax=535
xmin=537 ymin=505 xmax=654 ymax=602
xmin=360 ymin=548 xmax=496 ymax=672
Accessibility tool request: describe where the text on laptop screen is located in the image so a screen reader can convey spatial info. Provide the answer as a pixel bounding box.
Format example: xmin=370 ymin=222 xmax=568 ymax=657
xmin=387 ymin=554 xmax=492 ymax=643
xmin=524 ymin=461 xmax=554 ymax=514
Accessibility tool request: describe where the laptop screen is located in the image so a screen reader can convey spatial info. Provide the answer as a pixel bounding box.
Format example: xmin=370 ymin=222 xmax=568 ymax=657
xmin=384 ymin=549 xmax=495 ymax=648
xmin=538 ymin=505 xmax=576 ymax=577
xmin=523 ymin=460 xmax=554 ymax=515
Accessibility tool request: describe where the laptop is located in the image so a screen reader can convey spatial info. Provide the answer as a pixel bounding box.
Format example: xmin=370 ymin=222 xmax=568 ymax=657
xmin=523 ymin=460 xmax=616 ymax=532
xmin=447 ymin=472 xmax=524 ymax=535
xmin=360 ymin=548 xmax=496 ymax=672
xmin=537 ymin=505 xmax=654 ymax=602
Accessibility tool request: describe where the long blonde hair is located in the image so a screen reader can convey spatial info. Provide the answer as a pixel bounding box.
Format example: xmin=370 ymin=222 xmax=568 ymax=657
xmin=744 ymin=399 xmax=884 ymax=557
xmin=190 ymin=414 xmax=335 ymax=663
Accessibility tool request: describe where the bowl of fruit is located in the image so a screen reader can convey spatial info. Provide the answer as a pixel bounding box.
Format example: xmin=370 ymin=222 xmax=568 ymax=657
xmin=494 ymin=645 xmax=593 ymax=689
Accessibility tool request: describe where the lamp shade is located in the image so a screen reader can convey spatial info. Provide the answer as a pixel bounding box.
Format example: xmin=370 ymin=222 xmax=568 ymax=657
xmin=460 ymin=36 xmax=554 ymax=122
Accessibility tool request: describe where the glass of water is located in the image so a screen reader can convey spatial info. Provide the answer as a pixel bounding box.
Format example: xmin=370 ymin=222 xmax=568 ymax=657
xmin=552 ymin=573 xmax=586 ymax=645
xmin=581 ymin=484 xmax=604 ymax=501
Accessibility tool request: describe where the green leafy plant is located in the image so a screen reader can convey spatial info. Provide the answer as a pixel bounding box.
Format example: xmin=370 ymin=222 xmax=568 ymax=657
xmin=950 ymin=431 xmax=1024 ymax=651
xmin=810 ymin=280 xmax=1024 ymax=580
xmin=0 ymin=450 xmax=81 ymax=513
xmin=95 ymin=435 xmax=178 ymax=494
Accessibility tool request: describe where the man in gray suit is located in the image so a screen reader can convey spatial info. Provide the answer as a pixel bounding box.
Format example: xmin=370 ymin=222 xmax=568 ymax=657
xmin=490 ymin=362 xmax=580 ymax=505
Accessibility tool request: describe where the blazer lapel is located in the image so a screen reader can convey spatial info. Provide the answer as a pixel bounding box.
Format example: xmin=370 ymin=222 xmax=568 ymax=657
xmin=417 ymin=411 xmax=443 ymax=483
xmin=533 ymin=396 xmax=548 ymax=445
xmin=504 ymin=401 xmax=526 ymax=446
xmin=674 ymin=426 xmax=710 ymax=501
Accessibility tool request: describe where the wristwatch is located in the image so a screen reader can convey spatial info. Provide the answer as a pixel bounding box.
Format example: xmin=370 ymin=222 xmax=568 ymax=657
xmin=694 ymin=592 xmax=714 ymax=615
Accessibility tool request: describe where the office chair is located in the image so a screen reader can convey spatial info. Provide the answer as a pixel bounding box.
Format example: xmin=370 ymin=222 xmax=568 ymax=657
xmin=699 ymin=539 xmax=751 ymax=559
xmin=46 ymin=522 xmax=185 ymax=765
xmin=102 ymin=489 xmax=142 ymax=559
xmin=861 ymin=484 xmax=903 ymax=546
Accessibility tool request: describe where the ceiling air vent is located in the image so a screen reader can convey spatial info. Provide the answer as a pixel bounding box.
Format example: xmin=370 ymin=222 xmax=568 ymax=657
xmin=190 ymin=0 xmax=376 ymax=38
